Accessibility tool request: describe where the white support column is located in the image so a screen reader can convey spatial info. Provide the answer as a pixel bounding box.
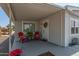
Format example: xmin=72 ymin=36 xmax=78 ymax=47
xmin=7 ymin=4 xmax=16 ymax=54
xmin=22 ymin=20 xmax=23 ymax=32
xmin=7 ymin=4 xmax=12 ymax=53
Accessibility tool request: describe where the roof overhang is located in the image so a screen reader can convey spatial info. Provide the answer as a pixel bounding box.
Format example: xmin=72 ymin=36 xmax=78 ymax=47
xmin=0 ymin=3 xmax=63 ymax=21
xmin=10 ymin=3 xmax=62 ymax=21
xmin=66 ymin=5 xmax=79 ymax=17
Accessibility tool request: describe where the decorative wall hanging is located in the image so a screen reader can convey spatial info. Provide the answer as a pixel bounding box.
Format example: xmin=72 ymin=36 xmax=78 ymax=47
xmin=43 ymin=22 xmax=48 ymax=28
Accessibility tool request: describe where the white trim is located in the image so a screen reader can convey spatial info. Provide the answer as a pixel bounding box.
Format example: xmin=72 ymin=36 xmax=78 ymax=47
xmin=69 ymin=13 xmax=71 ymax=46
xmin=60 ymin=11 xmax=63 ymax=46
xmin=22 ymin=20 xmax=23 ymax=32
xmin=66 ymin=5 xmax=79 ymax=11
xmin=48 ymin=3 xmax=65 ymax=9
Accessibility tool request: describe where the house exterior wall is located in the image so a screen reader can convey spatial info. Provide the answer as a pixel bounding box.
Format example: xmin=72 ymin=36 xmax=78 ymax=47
xmin=49 ymin=10 xmax=65 ymax=46
xmin=14 ymin=10 xmax=66 ymax=47
xmin=70 ymin=14 xmax=79 ymax=44
xmin=64 ymin=11 xmax=71 ymax=47
xmin=65 ymin=11 xmax=79 ymax=47
xmin=14 ymin=10 xmax=79 ymax=47
xmin=39 ymin=10 xmax=65 ymax=46
xmin=15 ymin=20 xmax=22 ymax=36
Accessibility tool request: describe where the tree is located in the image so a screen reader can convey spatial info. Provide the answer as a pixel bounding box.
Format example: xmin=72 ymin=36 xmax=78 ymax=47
xmin=6 ymin=24 xmax=15 ymax=31
xmin=0 ymin=26 xmax=1 ymax=36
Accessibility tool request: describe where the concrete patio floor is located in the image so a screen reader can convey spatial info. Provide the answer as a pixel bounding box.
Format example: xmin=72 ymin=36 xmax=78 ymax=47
xmin=12 ymin=38 xmax=79 ymax=56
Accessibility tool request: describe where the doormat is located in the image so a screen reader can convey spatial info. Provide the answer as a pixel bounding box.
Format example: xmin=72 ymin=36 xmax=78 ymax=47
xmin=38 ymin=51 xmax=55 ymax=56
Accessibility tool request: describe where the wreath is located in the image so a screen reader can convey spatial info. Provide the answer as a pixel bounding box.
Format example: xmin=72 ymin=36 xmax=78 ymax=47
xmin=43 ymin=22 xmax=48 ymax=28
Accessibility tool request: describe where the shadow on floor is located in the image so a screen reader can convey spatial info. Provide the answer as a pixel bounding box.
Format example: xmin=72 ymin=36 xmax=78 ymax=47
xmin=0 ymin=37 xmax=9 ymax=53
xmin=0 ymin=34 xmax=15 ymax=56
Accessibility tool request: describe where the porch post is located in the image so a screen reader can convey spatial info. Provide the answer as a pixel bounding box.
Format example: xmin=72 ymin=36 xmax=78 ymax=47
xmin=9 ymin=13 xmax=12 ymax=51
xmin=8 ymin=4 xmax=12 ymax=53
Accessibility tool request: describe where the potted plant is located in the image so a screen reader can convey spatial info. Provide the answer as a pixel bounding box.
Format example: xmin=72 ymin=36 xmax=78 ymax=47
xmin=27 ymin=31 xmax=33 ymax=40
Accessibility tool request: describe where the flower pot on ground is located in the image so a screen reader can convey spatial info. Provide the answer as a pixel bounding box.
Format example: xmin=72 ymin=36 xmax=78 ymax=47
xmin=9 ymin=49 xmax=22 ymax=56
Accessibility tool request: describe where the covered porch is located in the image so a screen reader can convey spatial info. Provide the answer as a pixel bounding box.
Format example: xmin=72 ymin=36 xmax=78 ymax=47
xmin=10 ymin=4 xmax=79 ymax=56
xmin=9 ymin=3 xmax=65 ymax=56
xmin=1 ymin=3 xmax=79 ymax=56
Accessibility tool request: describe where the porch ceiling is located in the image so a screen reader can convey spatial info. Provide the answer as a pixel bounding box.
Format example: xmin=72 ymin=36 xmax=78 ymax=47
xmin=10 ymin=3 xmax=62 ymax=21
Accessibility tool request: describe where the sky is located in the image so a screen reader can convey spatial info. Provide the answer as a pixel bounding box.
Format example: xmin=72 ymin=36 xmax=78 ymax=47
xmin=0 ymin=7 xmax=9 ymax=27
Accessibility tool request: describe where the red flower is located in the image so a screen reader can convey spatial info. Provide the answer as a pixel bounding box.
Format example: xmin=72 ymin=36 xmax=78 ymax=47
xmin=9 ymin=49 xmax=22 ymax=56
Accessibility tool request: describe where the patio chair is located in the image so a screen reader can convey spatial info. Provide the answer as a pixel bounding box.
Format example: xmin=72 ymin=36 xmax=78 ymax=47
xmin=34 ymin=32 xmax=40 ymax=40
xmin=18 ymin=32 xmax=25 ymax=37
xmin=18 ymin=32 xmax=28 ymax=43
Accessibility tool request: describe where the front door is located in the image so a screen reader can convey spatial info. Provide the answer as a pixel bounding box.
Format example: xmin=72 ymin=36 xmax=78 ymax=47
xmin=41 ymin=20 xmax=49 ymax=41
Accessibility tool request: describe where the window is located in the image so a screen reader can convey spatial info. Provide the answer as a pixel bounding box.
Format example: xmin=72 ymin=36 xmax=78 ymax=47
xmin=71 ymin=19 xmax=79 ymax=34
xmin=71 ymin=27 xmax=75 ymax=34
xmin=23 ymin=23 xmax=35 ymax=33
